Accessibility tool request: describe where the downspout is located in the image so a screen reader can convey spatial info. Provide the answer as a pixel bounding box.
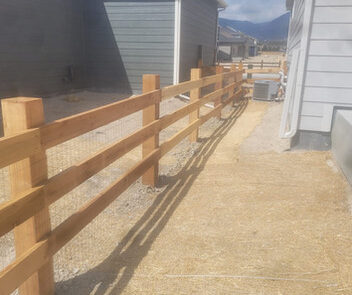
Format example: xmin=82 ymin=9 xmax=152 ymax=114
xmin=280 ymin=0 xmax=315 ymax=138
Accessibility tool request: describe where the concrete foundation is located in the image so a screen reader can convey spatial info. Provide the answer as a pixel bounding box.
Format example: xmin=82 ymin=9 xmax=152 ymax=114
xmin=332 ymin=110 xmax=352 ymax=185
xmin=291 ymin=130 xmax=331 ymax=150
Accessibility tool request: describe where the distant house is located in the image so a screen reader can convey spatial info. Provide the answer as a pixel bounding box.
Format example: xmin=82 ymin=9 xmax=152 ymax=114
xmin=281 ymin=0 xmax=352 ymax=181
xmin=0 ymin=0 xmax=227 ymax=97
xmin=217 ymin=26 xmax=258 ymax=61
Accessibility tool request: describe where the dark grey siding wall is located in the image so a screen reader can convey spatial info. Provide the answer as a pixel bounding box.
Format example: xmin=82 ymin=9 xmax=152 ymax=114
xmin=85 ymin=0 xmax=175 ymax=93
xmin=0 ymin=0 xmax=86 ymax=97
xmin=179 ymin=0 xmax=218 ymax=82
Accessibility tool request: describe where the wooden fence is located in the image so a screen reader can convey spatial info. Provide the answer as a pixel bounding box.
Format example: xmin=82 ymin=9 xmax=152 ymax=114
xmin=231 ymin=61 xmax=287 ymax=86
xmin=0 ymin=65 xmax=245 ymax=295
xmin=221 ymin=60 xmax=282 ymax=69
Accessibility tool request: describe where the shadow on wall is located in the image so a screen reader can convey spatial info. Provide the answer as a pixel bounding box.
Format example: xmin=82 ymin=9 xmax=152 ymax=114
xmin=55 ymin=99 xmax=248 ymax=295
xmin=84 ymin=0 xmax=132 ymax=95
xmin=0 ymin=0 xmax=132 ymax=98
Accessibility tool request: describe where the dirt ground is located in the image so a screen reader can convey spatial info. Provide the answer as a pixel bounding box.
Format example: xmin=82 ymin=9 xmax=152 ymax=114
xmin=58 ymin=100 xmax=352 ymax=293
xmin=1 ymin=91 xmax=352 ymax=294
xmin=83 ymin=100 xmax=352 ymax=295
xmin=88 ymin=101 xmax=351 ymax=295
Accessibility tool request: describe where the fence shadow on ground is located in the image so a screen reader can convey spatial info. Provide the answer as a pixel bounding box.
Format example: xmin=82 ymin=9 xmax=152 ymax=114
xmin=56 ymin=98 xmax=249 ymax=294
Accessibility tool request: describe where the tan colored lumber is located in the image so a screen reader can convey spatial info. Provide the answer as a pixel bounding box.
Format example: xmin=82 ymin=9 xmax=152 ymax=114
xmin=0 ymin=81 xmax=240 ymax=239
xmin=45 ymin=121 xmax=158 ymax=205
xmin=1 ymin=97 xmax=54 ymax=295
xmin=214 ymin=66 xmax=224 ymax=118
xmin=40 ymin=90 xmax=160 ymax=149
xmin=142 ymin=74 xmax=160 ymax=187
xmin=0 ymin=91 xmax=160 ymax=170
xmin=161 ymin=75 xmax=218 ymax=100
xmin=245 ymin=68 xmax=281 ymax=74
xmin=0 ymin=123 xmax=157 ymax=238
xmin=0 ymin=148 xmax=161 ymax=295
xmin=161 ymin=71 xmax=236 ymax=101
xmin=49 ymin=150 xmax=161 ymax=256
xmin=0 ymin=240 xmax=49 ymax=295
xmin=189 ymin=68 xmax=202 ymax=142
xmin=0 ymin=186 xmax=45 ymax=238
xmin=282 ymin=60 xmax=288 ymax=75
xmin=163 ymin=91 xmax=235 ymax=158
xmin=0 ymin=129 xmax=41 ymax=169
xmin=235 ymin=65 xmax=243 ymax=103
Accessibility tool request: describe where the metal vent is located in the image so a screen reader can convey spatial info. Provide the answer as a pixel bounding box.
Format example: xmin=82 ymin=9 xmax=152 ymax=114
xmin=253 ymin=80 xmax=279 ymax=101
xmin=253 ymin=83 xmax=270 ymax=100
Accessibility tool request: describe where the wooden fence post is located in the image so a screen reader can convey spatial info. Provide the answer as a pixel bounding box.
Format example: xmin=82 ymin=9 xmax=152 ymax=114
xmin=189 ymin=68 xmax=202 ymax=142
xmin=239 ymin=61 xmax=243 ymax=72
xmin=142 ymin=75 xmax=160 ymax=187
xmin=282 ymin=60 xmax=288 ymax=75
xmin=229 ymin=65 xmax=236 ymax=104
xmin=247 ymin=64 xmax=253 ymax=80
xmin=231 ymin=65 xmax=240 ymax=104
xmin=214 ymin=65 xmax=224 ymax=118
xmin=1 ymin=98 xmax=54 ymax=295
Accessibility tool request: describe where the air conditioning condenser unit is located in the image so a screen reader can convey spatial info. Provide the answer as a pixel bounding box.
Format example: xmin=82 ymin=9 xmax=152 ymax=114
xmin=253 ymin=80 xmax=279 ymax=101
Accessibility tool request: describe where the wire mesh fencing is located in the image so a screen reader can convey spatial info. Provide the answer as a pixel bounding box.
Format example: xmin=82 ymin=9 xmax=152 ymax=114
xmin=0 ymin=86 xmax=238 ymax=295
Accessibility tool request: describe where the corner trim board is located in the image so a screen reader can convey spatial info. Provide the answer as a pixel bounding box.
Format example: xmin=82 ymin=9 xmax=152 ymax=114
xmin=173 ymin=0 xmax=182 ymax=85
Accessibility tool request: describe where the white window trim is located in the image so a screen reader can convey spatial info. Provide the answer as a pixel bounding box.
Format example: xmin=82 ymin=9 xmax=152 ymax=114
xmin=173 ymin=0 xmax=181 ymax=84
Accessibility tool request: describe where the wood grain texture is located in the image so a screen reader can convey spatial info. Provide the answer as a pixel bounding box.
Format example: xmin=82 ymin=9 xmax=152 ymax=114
xmin=214 ymin=66 xmax=224 ymax=118
xmin=142 ymin=75 xmax=160 ymax=187
xmin=0 ymin=80 xmax=240 ymax=239
xmin=161 ymin=71 xmax=236 ymax=101
xmin=41 ymin=90 xmax=160 ymax=149
xmin=0 ymin=129 xmax=41 ymax=169
xmin=189 ymin=68 xmax=202 ymax=142
xmin=1 ymin=97 xmax=54 ymax=295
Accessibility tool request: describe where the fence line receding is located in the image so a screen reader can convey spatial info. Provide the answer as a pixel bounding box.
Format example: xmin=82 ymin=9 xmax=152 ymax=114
xmin=0 ymin=65 xmax=245 ymax=295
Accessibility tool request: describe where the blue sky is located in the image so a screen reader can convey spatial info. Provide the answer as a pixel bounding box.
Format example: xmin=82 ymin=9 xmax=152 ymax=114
xmin=220 ymin=0 xmax=288 ymax=23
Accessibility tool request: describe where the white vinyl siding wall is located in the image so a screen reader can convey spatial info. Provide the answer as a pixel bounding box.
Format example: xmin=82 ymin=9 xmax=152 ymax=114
xmin=299 ymin=0 xmax=352 ymax=132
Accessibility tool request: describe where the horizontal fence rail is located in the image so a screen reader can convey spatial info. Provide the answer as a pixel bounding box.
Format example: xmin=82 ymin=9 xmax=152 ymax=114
xmin=221 ymin=60 xmax=282 ymax=69
xmin=0 ymin=65 xmax=246 ymax=295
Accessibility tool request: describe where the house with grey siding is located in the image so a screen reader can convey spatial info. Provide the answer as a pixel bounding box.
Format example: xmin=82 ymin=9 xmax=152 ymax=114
xmin=0 ymin=0 xmax=86 ymax=98
xmin=217 ymin=26 xmax=258 ymax=61
xmin=87 ymin=0 xmax=227 ymax=92
xmin=0 ymin=0 xmax=226 ymax=97
xmin=281 ymin=0 xmax=352 ymax=183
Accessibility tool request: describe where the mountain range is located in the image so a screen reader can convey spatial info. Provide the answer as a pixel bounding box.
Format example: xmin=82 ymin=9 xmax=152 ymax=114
xmin=219 ymin=12 xmax=291 ymax=41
